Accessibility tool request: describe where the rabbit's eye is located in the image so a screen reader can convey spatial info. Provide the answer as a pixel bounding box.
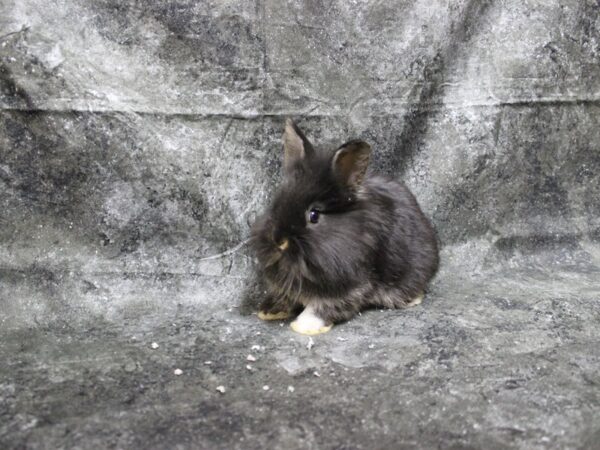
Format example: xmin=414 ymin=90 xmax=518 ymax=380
xmin=308 ymin=209 xmax=320 ymax=224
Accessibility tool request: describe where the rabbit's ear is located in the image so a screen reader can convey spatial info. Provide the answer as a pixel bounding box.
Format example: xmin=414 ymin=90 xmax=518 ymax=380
xmin=332 ymin=140 xmax=371 ymax=187
xmin=283 ymin=118 xmax=314 ymax=172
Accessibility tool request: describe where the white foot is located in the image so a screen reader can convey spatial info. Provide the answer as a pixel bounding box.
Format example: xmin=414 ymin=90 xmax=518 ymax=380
xmin=406 ymin=292 xmax=424 ymax=307
xmin=258 ymin=310 xmax=290 ymax=321
xmin=290 ymin=305 xmax=332 ymax=335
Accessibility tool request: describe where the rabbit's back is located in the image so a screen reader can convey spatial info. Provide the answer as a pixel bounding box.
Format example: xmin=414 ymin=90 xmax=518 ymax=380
xmin=362 ymin=176 xmax=439 ymax=304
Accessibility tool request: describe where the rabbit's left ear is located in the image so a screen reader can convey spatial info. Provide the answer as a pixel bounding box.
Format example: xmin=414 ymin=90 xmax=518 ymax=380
xmin=332 ymin=140 xmax=371 ymax=187
xmin=283 ymin=118 xmax=314 ymax=173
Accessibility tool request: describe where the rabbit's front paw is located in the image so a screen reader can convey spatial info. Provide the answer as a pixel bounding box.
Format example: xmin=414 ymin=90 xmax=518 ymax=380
xmin=290 ymin=305 xmax=332 ymax=335
xmin=258 ymin=310 xmax=290 ymax=321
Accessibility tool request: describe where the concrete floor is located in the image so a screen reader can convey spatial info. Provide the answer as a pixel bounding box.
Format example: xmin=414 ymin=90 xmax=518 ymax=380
xmin=2 ymin=254 xmax=599 ymax=449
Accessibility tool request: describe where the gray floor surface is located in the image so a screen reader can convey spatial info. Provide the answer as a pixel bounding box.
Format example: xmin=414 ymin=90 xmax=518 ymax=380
xmin=2 ymin=249 xmax=599 ymax=449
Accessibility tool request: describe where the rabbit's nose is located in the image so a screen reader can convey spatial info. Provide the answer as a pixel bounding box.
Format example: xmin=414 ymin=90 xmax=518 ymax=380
xmin=277 ymin=238 xmax=289 ymax=251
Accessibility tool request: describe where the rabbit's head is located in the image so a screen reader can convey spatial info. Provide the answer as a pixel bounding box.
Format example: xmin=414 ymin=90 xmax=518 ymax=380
xmin=251 ymin=119 xmax=377 ymax=300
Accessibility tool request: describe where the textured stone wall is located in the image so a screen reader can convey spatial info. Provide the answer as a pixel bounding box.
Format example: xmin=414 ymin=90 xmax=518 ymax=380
xmin=1 ymin=0 xmax=599 ymax=327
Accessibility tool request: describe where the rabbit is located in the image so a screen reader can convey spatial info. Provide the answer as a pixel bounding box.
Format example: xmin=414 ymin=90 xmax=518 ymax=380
xmin=249 ymin=119 xmax=439 ymax=335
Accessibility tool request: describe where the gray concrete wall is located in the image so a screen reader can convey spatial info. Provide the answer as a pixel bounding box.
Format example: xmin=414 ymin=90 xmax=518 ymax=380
xmin=2 ymin=0 xmax=599 ymax=327
xmin=1 ymin=1 xmax=600 ymax=448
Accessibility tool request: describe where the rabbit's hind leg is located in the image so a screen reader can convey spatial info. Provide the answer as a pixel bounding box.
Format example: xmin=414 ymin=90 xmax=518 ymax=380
xmin=405 ymin=291 xmax=424 ymax=307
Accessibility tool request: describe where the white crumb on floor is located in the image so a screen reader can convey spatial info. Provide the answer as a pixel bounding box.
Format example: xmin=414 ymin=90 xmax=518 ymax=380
xmin=337 ymin=337 xmax=347 ymax=341
xmin=368 ymin=344 xmax=375 ymax=349
xmin=216 ymin=385 xmax=226 ymax=394
xmin=287 ymin=386 xmax=295 ymax=393
xmin=307 ymin=337 xmax=314 ymax=350
xmin=251 ymin=345 xmax=261 ymax=351
xmin=204 ymin=361 xmax=212 ymax=365
xmin=246 ymin=364 xmax=253 ymax=371
xmin=151 ymin=342 xmax=159 ymax=349
xmin=262 ymin=385 xmax=270 ymax=391
xmin=247 ymin=354 xmax=256 ymax=362
xmin=313 ymin=371 xmax=320 ymax=377
xmin=173 ymin=368 xmax=183 ymax=376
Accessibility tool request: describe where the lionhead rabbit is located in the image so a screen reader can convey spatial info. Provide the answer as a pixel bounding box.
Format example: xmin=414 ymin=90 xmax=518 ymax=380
xmin=250 ymin=119 xmax=439 ymax=335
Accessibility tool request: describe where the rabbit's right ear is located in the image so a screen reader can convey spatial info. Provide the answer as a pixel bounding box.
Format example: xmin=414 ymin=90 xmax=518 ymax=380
xmin=332 ymin=140 xmax=371 ymax=188
xmin=283 ymin=118 xmax=314 ymax=173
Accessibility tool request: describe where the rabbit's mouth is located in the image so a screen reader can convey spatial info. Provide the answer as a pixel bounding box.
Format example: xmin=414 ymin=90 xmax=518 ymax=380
xmin=263 ymin=234 xmax=296 ymax=266
xmin=277 ymin=238 xmax=289 ymax=251
xmin=263 ymin=239 xmax=294 ymax=268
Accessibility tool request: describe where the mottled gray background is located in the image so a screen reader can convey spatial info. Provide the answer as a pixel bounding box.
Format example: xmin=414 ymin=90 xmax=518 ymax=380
xmin=1 ymin=1 xmax=599 ymax=449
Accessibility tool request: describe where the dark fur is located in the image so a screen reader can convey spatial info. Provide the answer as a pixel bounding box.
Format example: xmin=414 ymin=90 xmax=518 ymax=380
xmin=250 ymin=120 xmax=439 ymax=325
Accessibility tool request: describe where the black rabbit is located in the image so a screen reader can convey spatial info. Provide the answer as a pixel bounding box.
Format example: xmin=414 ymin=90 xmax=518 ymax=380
xmin=250 ymin=119 xmax=439 ymax=334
